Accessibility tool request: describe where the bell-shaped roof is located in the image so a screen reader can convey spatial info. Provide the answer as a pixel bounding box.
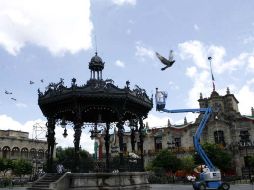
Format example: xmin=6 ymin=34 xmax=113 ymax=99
xmin=89 ymin=52 xmax=104 ymax=71
xmin=210 ymin=90 xmax=219 ymax=98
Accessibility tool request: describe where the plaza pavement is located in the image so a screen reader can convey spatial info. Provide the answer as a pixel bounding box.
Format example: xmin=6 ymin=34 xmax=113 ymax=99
xmin=0 ymin=184 xmax=253 ymax=190
xmin=151 ymin=184 xmax=253 ymax=190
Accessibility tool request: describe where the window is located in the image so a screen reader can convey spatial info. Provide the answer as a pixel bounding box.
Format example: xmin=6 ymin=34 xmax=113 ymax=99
xmin=174 ymin=137 xmax=181 ymax=147
xmin=214 ymin=130 xmax=225 ymax=146
xmin=11 ymin=147 xmax=20 ymax=158
xmin=30 ymin=148 xmax=37 ymax=159
xmin=38 ymin=149 xmax=44 ymax=159
xmin=2 ymin=146 xmax=10 ymax=159
xmin=239 ymin=130 xmax=251 ymax=146
xmin=154 ymin=137 xmax=162 ymax=151
xmin=21 ymin=148 xmax=29 ymax=159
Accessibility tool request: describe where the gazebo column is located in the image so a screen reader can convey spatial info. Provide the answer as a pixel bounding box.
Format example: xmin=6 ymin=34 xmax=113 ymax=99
xmin=46 ymin=117 xmax=56 ymax=173
xmin=131 ymin=127 xmax=135 ymax=152
xmin=139 ymin=117 xmax=145 ymax=171
xmin=117 ymin=121 xmax=124 ymax=171
xmin=73 ymin=118 xmax=83 ymax=173
xmin=104 ymin=122 xmax=110 ymax=171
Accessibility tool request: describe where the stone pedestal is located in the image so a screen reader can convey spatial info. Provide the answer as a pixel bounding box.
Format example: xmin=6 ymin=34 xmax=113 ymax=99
xmin=50 ymin=172 xmax=150 ymax=190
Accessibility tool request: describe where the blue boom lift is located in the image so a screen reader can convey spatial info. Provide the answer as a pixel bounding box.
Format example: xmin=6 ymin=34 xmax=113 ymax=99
xmin=155 ymin=88 xmax=230 ymax=190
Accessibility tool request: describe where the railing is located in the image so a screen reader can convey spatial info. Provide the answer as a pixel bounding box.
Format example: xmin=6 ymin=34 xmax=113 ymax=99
xmin=93 ymin=157 xmax=143 ymax=173
xmin=145 ymin=147 xmax=195 ymax=156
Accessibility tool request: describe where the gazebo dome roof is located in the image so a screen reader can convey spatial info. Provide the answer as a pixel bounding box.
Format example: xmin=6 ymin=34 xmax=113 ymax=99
xmin=89 ymin=52 xmax=104 ymax=71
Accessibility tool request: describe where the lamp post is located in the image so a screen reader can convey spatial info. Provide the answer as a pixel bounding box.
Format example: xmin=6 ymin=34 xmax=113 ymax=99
xmin=60 ymin=118 xmax=68 ymax=138
xmin=239 ymin=131 xmax=251 ymax=181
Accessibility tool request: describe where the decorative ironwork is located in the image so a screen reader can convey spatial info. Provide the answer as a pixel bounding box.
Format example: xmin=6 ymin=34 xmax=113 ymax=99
xmin=46 ymin=117 xmax=56 ymax=173
xmin=104 ymin=122 xmax=110 ymax=171
xmin=138 ymin=118 xmax=145 ymax=171
xmin=38 ymin=53 xmax=153 ymax=173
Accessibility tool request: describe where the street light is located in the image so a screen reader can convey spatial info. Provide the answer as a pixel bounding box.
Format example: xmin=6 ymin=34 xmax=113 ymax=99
xmin=60 ymin=118 xmax=67 ymax=128
xmin=62 ymin=128 xmax=68 ymax=138
xmin=60 ymin=118 xmax=68 ymax=138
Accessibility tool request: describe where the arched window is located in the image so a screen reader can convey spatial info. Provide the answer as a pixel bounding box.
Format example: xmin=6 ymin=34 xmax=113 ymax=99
xmin=30 ymin=148 xmax=37 ymax=159
xmin=154 ymin=136 xmax=162 ymax=152
xmin=11 ymin=147 xmax=20 ymax=159
xmin=2 ymin=146 xmax=10 ymax=159
xmin=214 ymin=130 xmax=225 ymax=146
xmin=38 ymin=149 xmax=44 ymax=160
xmin=21 ymin=148 xmax=29 ymax=159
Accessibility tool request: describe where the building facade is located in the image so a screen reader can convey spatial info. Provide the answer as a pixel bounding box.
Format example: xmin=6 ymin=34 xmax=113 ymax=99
xmin=0 ymin=130 xmax=49 ymax=172
xmin=97 ymin=88 xmax=254 ymax=176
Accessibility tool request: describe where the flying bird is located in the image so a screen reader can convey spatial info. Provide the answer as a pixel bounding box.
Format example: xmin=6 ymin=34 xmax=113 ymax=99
xmin=155 ymin=50 xmax=175 ymax=71
xmin=11 ymin=98 xmax=17 ymax=101
xmin=29 ymin=80 xmax=34 ymax=84
xmin=5 ymin=90 xmax=12 ymax=95
xmin=40 ymin=79 xmax=44 ymax=83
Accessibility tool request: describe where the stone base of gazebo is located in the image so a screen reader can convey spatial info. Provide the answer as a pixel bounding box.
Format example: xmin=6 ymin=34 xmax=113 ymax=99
xmin=47 ymin=172 xmax=149 ymax=190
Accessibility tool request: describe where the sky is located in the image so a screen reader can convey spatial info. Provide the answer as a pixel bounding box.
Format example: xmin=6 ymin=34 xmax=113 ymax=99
xmin=0 ymin=0 xmax=254 ymax=153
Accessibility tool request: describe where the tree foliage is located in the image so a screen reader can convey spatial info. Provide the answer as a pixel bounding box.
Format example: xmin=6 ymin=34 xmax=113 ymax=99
xmin=152 ymin=149 xmax=181 ymax=173
xmin=180 ymin=155 xmax=195 ymax=174
xmin=247 ymin=156 xmax=254 ymax=168
xmin=12 ymin=159 xmax=33 ymax=177
xmin=56 ymin=146 xmax=94 ymax=172
xmin=194 ymin=143 xmax=233 ymax=172
xmin=0 ymin=158 xmax=14 ymax=176
xmin=0 ymin=158 xmax=32 ymax=177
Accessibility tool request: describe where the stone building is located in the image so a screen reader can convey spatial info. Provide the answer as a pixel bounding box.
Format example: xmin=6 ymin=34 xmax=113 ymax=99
xmin=0 ymin=129 xmax=49 ymax=171
xmin=96 ymin=88 xmax=254 ymax=176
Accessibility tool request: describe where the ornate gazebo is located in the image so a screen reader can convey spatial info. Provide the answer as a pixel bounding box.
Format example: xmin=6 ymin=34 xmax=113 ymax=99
xmin=38 ymin=52 xmax=153 ymax=173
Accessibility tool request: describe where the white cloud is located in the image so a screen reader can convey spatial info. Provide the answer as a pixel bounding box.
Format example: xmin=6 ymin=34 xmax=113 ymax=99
xmin=185 ymin=66 xmax=197 ymax=78
xmin=179 ymin=40 xmax=249 ymax=74
xmin=56 ymin=126 xmax=94 ymax=153
xmin=0 ymin=115 xmax=94 ymax=153
xmin=16 ymin=102 xmax=28 ymax=108
xmin=194 ymin=24 xmax=199 ymax=31
xmin=0 ymin=0 xmax=93 ymax=56
xmin=144 ymin=114 xmax=170 ymax=128
xmin=112 ymin=0 xmax=136 ymax=6
xmin=115 ymin=59 xmax=125 ymax=68
xmin=187 ymin=70 xmax=211 ymax=108
xmin=236 ymin=83 xmax=254 ymax=115
xmin=168 ymin=81 xmax=179 ymax=90
xmin=179 ymin=40 xmax=208 ymax=69
xmin=243 ymin=36 xmax=254 ymax=44
xmin=135 ymin=42 xmax=156 ymax=61
xmin=178 ymin=40 xmax=254 ymax=112
xmin=0 ymin=115 xmax=25 ymax=131
xmin=247 ymin=56 xmax=254 ymax=71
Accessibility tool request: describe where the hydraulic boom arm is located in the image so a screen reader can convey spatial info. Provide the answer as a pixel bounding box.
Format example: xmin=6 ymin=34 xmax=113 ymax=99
xmin=155 ymin=89 xmax=216 ymax=171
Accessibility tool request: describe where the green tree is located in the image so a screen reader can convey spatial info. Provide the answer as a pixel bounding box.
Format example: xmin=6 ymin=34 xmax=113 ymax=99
xmin=12 ymin=159 xmax=33 ymax=178
xmin=152 ymin=149 xmax=181 ymax=173
xmin=180 ymin=155 xmax=195 ymax=174
xmin=56 ymin=146 xmax=94 ymax=172
xmin=248 ymin=156 xmax=254 ymax=168
xmin=194 ymin=143 xmax=233 ymax=172
xmin=0 ymin=159 xmax=14 ymax=176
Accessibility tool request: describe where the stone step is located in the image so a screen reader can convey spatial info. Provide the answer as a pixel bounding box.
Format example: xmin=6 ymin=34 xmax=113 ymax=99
xmin=27 ymin=188 xmax=53 ymax=190
xmin=29 ymin=173 xmax=63 ymax=190
xmin=31 ymin=183 xmax=52 ymax=187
